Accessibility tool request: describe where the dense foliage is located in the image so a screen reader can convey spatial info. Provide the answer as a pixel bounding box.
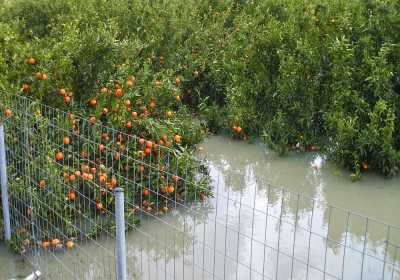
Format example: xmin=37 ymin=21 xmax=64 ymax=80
xmin=1 ymin=0 xmax=399 ymax=179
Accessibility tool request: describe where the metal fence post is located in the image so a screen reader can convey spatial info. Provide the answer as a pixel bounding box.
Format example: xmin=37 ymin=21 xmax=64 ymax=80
xmin=114 ymin=187 xmax=127 ymax=280
xmin=0 ymin=124 xmax=11 ymax=241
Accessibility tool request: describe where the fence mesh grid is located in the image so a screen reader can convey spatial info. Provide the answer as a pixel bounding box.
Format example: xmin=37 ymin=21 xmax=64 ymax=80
xmin=0 ymin=91 xmax=399 ymax=280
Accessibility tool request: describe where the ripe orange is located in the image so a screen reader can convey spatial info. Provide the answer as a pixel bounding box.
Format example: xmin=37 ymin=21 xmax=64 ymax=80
xmin=175 ymin=77 xmax=181 ymax=86
xmin=63 ymin=136 xmax=70 ymax=145
xmin=27 ymin=57 xmax=37 ymax=65
xmin=69 ymin=174 xmax=76 ymax=182
xmin=114 ymin=152 xmax=120 ymax=161
xmin=236 ymin=126 xmax=242 ymax=134
xmin=143 ymin=189 xmax=150 ymax=196
xmin=42 ymin=241 xmax=50 ymax=249
xmin=67 ymin=191 xmax=76 ymax=201
xmin=99 ymin=144 xmax=105 ymax=152
xmin=131 ymin=111 xmax=138 ymax=118
xmin=109 ymin=177 xmax=118 ymax=188
xmin=4 ymin=108 xmax=12 ymax=117
xmin=63 ymin=95 xmax=71 ymax=104
xmin=21 ymin=83 xmax=29 ymax=93
xmin=139 ymin=138 xmax=145 ymax=145
xmin=153 ymin=143 xmax=158 ymax=152
xmin=125 ymin=121 xmax=132 ymax=129
xmin=89 ymin=99 xmax=97 ymax=107
xmin=115 ymin=88 xmax=123 ymax=98
xmin=59 ymin=88 xmax=66 ymax=97
xmin=35 ymin=72 xmax=43 ymax=80
xmin=124 ymin=99 xmax=131 ymax=107
xmin=51 ymin=239 xmax=61 ymax=247
xmin=96 ymin=202 xmax=103 ymax=211
xmin=167 ymin=186 xmax=175 ymax=193
xmin=39 ymin=179 xmax=46 ymax=189
xmin=126 ymin=79 xmax=134 ymax=88
xmin=172 ymin=175 xmax=179 ymax=183
xmin=146 ymin=141 xmax=153 ymax=148
xmin=144 ymin=147 xmax=151 ymax=156
xmin=55 ymin=152 xmax=64 ymax=161
xmin=41 ymin=73 xmax=48 ymax=80
xmin=362 ymin=161 xmax=369 ymax=171
xmin=65 ymin=240 xmax=74 ymax=250
xmin=174 ymin=134 xmax=182 ymax=144
xmin=99 ymin=175 xmax=107 ymax=184
xmin=155 ymin=80 xmax=161 ymax=88
xmin=100 ymin=87 xmax=108 ymax=94
xmin=175 ymin=95 xmax=181 ymax=102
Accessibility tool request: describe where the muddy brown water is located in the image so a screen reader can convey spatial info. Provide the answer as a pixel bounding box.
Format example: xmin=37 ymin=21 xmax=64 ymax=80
xmin=1 ymin=135 xmax=399 ymax=279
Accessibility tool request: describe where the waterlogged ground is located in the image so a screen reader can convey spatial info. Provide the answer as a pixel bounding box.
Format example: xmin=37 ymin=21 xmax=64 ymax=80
xmin=1 ymin=135 xmax=400 ymax=279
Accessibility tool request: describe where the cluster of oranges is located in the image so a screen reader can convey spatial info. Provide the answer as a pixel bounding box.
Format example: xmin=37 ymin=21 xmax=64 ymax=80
xmin=41 ymin=239 xmax=75 ymax=250
xmin=9 ymin=56 xmax=212 ymax=252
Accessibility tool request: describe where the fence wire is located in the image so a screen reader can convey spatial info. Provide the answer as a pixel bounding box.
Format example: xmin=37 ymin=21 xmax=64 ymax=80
xmin=0 ymin=92 xmax=399 ymax=280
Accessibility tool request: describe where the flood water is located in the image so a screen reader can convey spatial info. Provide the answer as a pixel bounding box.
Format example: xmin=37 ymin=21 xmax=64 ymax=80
xmin=1 ymin=135 xmax=400 ymax=279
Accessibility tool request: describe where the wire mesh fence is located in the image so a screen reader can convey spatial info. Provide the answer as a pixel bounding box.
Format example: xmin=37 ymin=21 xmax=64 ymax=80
xmin=1 ymin=91 xmax=400 ymax=280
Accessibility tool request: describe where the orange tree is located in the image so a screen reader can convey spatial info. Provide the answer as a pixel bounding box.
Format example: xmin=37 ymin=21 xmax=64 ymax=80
xmin=1 ymin=0 xmax=400 ymax=183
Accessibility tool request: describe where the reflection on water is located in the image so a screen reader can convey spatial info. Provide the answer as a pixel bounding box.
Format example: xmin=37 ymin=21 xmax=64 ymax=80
xmin=1 ymin=135 xmax=400 ymax=279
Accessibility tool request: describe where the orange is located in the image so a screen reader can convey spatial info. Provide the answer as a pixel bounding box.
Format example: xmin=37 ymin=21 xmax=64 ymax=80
xmin=172 ymin=175 xmax=179 ymax=183
xmin=167 ymin=186 xmax=175 ymax=193
xmin=63 ymin=95 xmax=71 ymax=104
xmin=35 ymin=72 xmax=43 ymax=80
xmin=21 ymin=83 xmax=29 ymax=93
xmin=99 ymin=175 xmax=107 ymax=184
xmin=143 ymin=189 xmax=150 ymax=196
xmin=65 ymin=240 xmax=74 ymax=250
xmin=96 ymin=202 xmax=103 ymax=211
xmin=99 ymin=144 xmax=105 ymax=152
xmin=69 ymin=174 xmax=76 ymax=182
xmin=55 ymin=152 xmax=64 ymax=161
xmin=144 ymin=147 xmax=151 ymax=156
xmin=27 ymin=57 xmax=37 ymax=65
xmin=126 ymin=79 xmax=134 ymax=88
xmin=67 ymin=191 xmax=76 ymax=201
xmin=89 ymin=99 xmax=97 ymax=107
xmin=51 ymin=239 xmax=61 ymax=247
xmin=4 ymin=108 xmax=12 ymax=117
xmin=115 ymin=88 xmax=123 ymax=98
xmin=59 ymin=88 xmax=66 ymax=97
xmin=174 ymin=134 xmax=182 ymax=144
xmin=42 ymin=241 xmax=50 ymax=249
xmin=125 ymin=121 xmax=132 ymax=129
xmin=63 ymin=137 xmax=70 ymax=145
